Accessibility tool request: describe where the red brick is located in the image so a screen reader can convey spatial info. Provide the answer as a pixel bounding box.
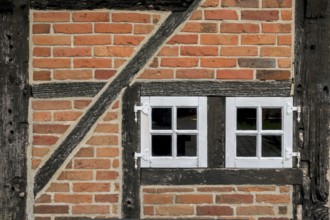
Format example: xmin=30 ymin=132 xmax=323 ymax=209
xmin=139 ymin=69 xmax=174 ymax=79
xmin=74 ymin=58 xmax=112 ymax=68
xmin=33 ymin=71 xmax=51 ymax=81
xmin=33 ymin=124 xmax=69 ymax=134
xmin=32 ymin=147 xmax=50 ymax=157
xmin=236 ymin=206 xmax=275 ymax=215
xmin=144 ymin=194 xmax=173 ymax=204
xmin=46 ymin=183 xmax=69 ymax=192
xmin=205 ymin=9 xmax=238 ymax=20
xmin=75 ymin=147 xmax=94 ymax=157
xmin=95 ymin=194 xmax=119 ymax=203
xmin=216 ymin=194 xmax=253 ymax=204
xmin=33 ymin=36 xmax=71 ymax=45
xmin=182 ymin=22 xmax=218 ymax=33
xmin=190 ymin=10 xmax=203 ymax=20
xmin=87 ymin=136 xmax=118 ymax=145
xmin=54 ymin=111 xmax=82 ymax=121
xmin=54 ymin=194 xmax=93 ymax=203
xmin=74 ymin=35 xmax=112 ymax=45
xmin=53 ymin=24 xmax=92 ymax=34
xmin=53 ymin=47 xmax=91 ymax=57
xmin=201 ymin=58 xmax=236 ymax=68
xmin=74 ymin=159 xmax=110 ymax=169
xmin=181 ymin=46 xmax=218 ymax=56
xmin=104 ymin=112 xmax=118 ymax=121
xmin=96 ymin=147 xmax=119 ymax=157
xmin=95 ymin=23 xmax=132 ymax=33
xmin=33 ymin=47 xmax=51 ymax=57
xmin=242 ymin=10 xmax=279 ymax=21
xmin=256 ymin=194 xmax=290 ymax=204
xmin=35 ymin=194 xmax=51 ymax=203
xmin=176 ymin=69 xmax=214 ymax=79
xmin=113 ymin=159 xmax=120 ymax=168
xmin=176 ymin=194 xmax=213 ymax=204
xmin=96 ymin=171 xmax=119 ymax=180
xmin=33 ymin=12 xmax=70 ymax=22
xmin=95 ymin=124 xmax=119 ymax=133
xmin=95 ymin=70 xmax=117 ymax=80
xmin=197 ymin=186 xmax=235 ymax=192
xmin=217 ymin=69 xmax=254 ymax=79
xmin=221 ymin=46 xmax=258 ymax=56
xmin=167 ymin=34 xmax=198 ymax=44
xmin=157 ymin=188 xmax=194 ymax=193
xmin=202 ymin=0 xmax=219 ymax=7
xmin=72 ymin=205 xmax=109 ymax=214
xmin=262 ymin=24 xmax=291 ymax=33
xmin=261 ymin=46 xmax=291 ymax=57
xmin=282 ymin=10 xmax=292 ymax=20
xmin=74 ymin=100 xmax=91 ymax=109
xmin=241 ymin=34 xmax=276 ymax=45
xmin=33 ymin=112 xmax=51 ymax=122
xmin=149 ymin=58 xmax=158 ymax=68
xmin=73 ymin=183 xmax=110 ymax=192
xmin=33 ymin=58 xmax=71 ymax=69
xmin=54 ymin=70 xmax=93 ymax=80
xmin=161 ymin=58 xmax=198 ymax=67
xmin=34 ymin=205 xmax=69 ymax=214
xmin=279 ymin=186 xmax=290 ymax=193
xmin=156 ymin=205 xmax=194 ymax=216
xmin=33 ymin=24 xmax=51 ymax=34
xmin=144 ymin=206 xmax=154 ymax=216
xmin=94 ymin=46 xmax=134 ymax=57
xmin=278 ymin=58 xmax=292 ymax=68
xmin=263 ymin=0 xmax=292 ymax=8
xmin=114 ymin=58 xmax=127 ymax=68
xmin=33 ymin=135 xmax=58 ymax=145
xmin=32 ymin=100 xmax=71 ymax=110
xmin=278 ymin=35 xmax=292 ymax=45
xmin=197 ymin=206 xmax=233 ymax=216
xmin=221 ymin=23 xmax=259 ymax=33
xmin=222 ymin=0 xmax=259 ymax=8
xmin=201 ymin=34 xmax=238 ymax=45
xmin=158 ymin=46 xmax=179 ymax=56
xmin=134 ymin=24 xmax=155 ymax=34
xmin=114 ymin=35 xmax=144 ymax=45
xmin=32 ymin=159 xmax=42 ymax=169
xmin=237 ymin=186 xmax=277 ymax=192
xmin=73 ymin=12 xmax=109 ymax=22
xmin=112 ymin=13 xmax=151 ymax=23
xmin=58 ymin=171 xmax=93 ymax=180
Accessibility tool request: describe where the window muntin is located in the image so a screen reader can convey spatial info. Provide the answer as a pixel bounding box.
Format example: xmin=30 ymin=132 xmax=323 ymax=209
xmin=226 ymin=97 xmax=293 ymax=168
xmin=140 ymin=97 xmax=207 ymax=168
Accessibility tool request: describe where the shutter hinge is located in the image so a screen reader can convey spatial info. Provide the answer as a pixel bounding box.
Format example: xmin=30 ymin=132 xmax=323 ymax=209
xmin=286 ymin=149 xmax=301 ymax=168
xmin=134 ymin=103 xmax=149 ymax=122
xmin=134 ymin=150 xmax=149 ymax=169
xmin=287 ymin=103 xmax=301 ymax=122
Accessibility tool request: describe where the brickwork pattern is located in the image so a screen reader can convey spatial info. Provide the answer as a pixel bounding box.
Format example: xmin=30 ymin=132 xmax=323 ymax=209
xmin=142 ymin=185 xmax=293 ymax=220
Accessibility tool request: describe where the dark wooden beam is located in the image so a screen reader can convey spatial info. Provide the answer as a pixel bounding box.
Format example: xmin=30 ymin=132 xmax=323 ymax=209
xmin=34 ymin=0 xmax=202 ymax=196
xmin=141 ymin=169 xmax=303 ymax=185
xmin=32 ymin=82 xmax=106 ymax=98
xmin=295 ymin=0 xmax=330 ymax=219
xmin=140 ymin=81 xmax=291 ymax=97
xmin=30 ymin=0 xmax=193 ymax=11
xmin=0 ymin=0 xmax=29 ymax=219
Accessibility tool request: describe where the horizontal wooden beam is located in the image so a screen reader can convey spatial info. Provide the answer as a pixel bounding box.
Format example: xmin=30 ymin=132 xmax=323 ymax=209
xmin=141 ymin=168 xmax=303 ymax=185
xmin=32 ymin=82 xmax=105 ymax=98
xmin=30 ymin=0 xmax=193 ymax=11
xmin=140 ymin=80 xmax=292 ymax=97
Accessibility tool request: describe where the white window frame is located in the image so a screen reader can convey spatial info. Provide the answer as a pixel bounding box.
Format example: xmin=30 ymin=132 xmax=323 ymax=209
xmin=140 ymin=96 xmax=207 ymax=168
xmin=226 ymin=97 xmax=293 ymax=168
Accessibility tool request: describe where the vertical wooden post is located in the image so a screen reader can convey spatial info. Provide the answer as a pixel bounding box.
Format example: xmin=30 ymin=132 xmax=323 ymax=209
xmin=0 ymin=0 xmax=29 ymax=219
xmin=295 ymin=0 xmax=330 ymax=219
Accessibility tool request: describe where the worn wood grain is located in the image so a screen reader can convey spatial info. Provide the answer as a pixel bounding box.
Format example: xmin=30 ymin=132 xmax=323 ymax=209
xmin=30 ymin=0 xmax=193 ymax=11
xmin=32 ymin=82 xmax=106 ymax=98
xmin=295 ymin=1 xmax=330 ymax=219
xmin=0 ymin=1 xmax=29 ymax=219
xmin=34 ymin=0 xmax=202 ymax=195
xmin=140 ymin=81 xmax=291 ymax=97
xmin=141 ymin=168 xmax=303 ymax=185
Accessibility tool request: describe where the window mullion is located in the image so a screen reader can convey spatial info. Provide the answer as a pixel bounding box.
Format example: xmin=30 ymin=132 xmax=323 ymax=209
xmin=173 ymin=106 xmax=177 ymax=159
xmin=257 ymin=106 xmax=262 ymax=159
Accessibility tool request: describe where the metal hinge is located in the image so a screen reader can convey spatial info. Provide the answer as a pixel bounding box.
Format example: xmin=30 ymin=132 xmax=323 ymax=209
xmin=134 ymin=150 xmax=149 ymax=169
xmin=286 ymin=149 xmax=301 ymax=168
xmin=134 ymin=103 xmax=149 ymax=122
xmin=287 ymin=103 xmax=301 ymax=122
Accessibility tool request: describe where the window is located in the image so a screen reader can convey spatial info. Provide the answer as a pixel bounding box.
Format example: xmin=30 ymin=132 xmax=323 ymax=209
xmin=139 ymin=96 xmax=207 ymax=168
xmin=226 ymin=97 xmax=293 ymax=168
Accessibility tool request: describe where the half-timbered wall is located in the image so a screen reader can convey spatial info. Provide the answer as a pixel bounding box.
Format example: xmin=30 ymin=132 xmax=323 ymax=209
xmin=29 ymin=0 xmax=299 ymax=219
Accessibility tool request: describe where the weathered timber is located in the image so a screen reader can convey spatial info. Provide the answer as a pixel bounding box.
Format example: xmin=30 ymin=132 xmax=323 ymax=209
xmin=0 ymin=0 xmax=29 ymax=219
xmin=295 ymin=0 xmax=330 ymax=219
xmin=141 ymin=169 xmax=303 ymax=185
xmin=208 ymin=97 xmax=225 ymax=168
xmin=122 ymin=84 xmax=141 ymax=219
xmin=32 ymin=82 xmax=106 ymax=98
xmin=34 ymin=0 xmax=202 ymax=195
xmin=140 ymin=81 xmax=291 ymax=97
xmin=30 ymin=0 xmax=193 ymax=11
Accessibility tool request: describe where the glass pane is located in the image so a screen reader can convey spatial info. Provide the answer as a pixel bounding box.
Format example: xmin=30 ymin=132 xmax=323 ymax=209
xmin=152 ymin=135 xmax=172 ymax=156
xmin=177 ymin=135 xmax=197 ymax=157
xmin=237 ymin=136 xmax=257 ymax=157
xmin=152 ymin=108 xmax=172 ymax=130
xmin=237 ymin=108 xmax=257 ymax=130
xmin=262 ymin=135 xmax=282 ymax=157
xmin=177 ymin=108 xmax=197 ymax=130
xmin=262 ymin=108 xmax=282 ymax=130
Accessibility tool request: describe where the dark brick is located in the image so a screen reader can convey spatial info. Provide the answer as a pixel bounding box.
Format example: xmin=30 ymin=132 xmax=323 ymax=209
xmin=242 ymin=10 xmax=279 ymax=21
xmin=197 ymin=206 xmax=233 ymax=216
xmin=238 ymin=58 xmax=276 ymax=68
xmin=257 ymin=70 xmax=291 ymax=80
xmin=34 ymin=205 xmax=69 ymax=214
